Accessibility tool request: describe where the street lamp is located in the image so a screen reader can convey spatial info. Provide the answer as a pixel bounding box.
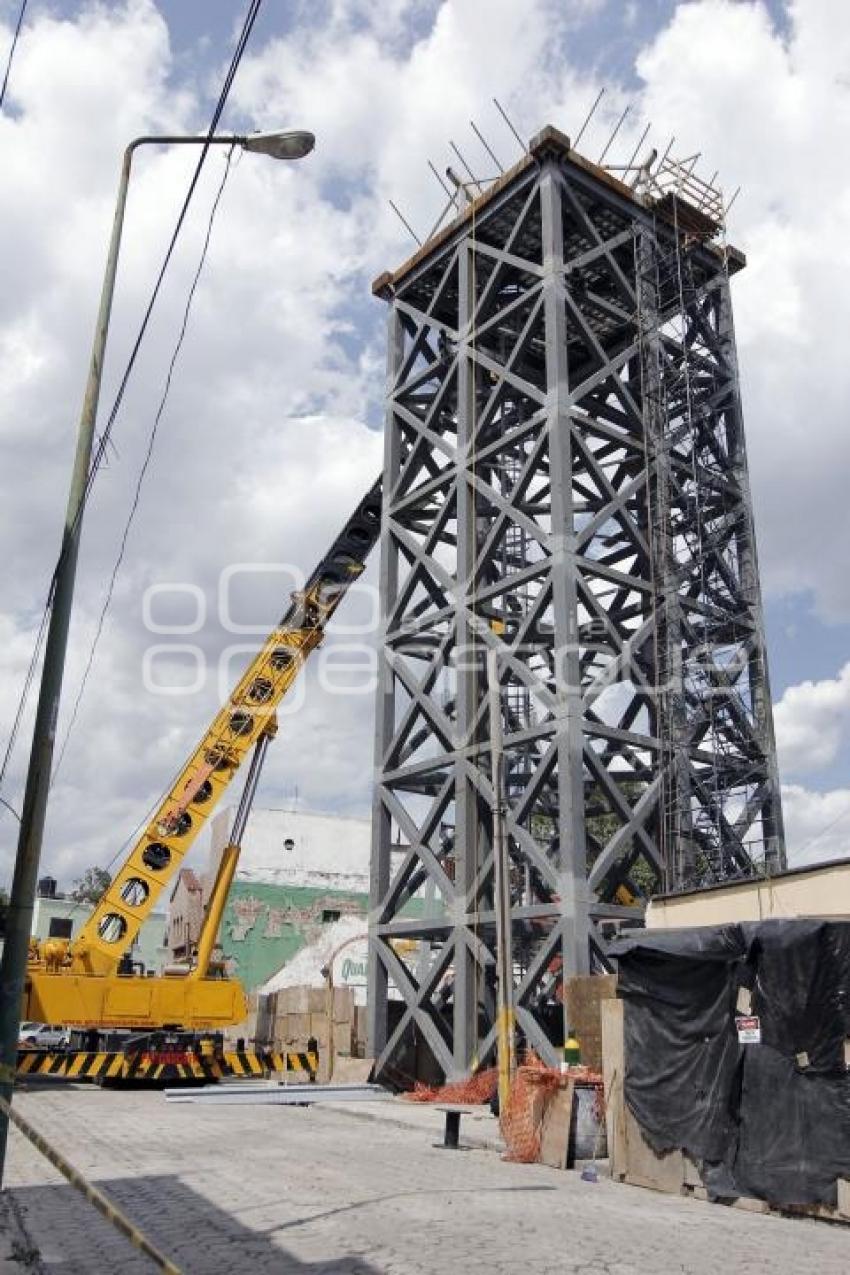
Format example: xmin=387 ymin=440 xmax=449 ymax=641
xmin=241 ymin=129 xmax=314 ymax=160
xmin=0 ymin=126 xmax=314 ymax=1183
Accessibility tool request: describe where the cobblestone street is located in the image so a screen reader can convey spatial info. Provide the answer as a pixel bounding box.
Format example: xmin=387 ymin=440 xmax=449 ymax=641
xmin=2 ymin=1084 xmax=848 ymax=1274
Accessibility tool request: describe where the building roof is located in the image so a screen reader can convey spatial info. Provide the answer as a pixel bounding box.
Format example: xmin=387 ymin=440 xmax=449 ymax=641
xmin=372 ymin=124 xmax=744 ymax=297
xmin=170 ymin=867 xmax=203 ymax=901
xmin=652 ymin=855 xmax=850 ymax=903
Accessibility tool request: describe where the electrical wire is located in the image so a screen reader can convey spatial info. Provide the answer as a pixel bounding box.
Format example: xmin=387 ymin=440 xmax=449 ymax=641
xmin=0 ymin=0 xmax=262 ymax=811
xmin=80 ymin=0 xmax=263 ymax=518
xmin=0 ymin=603 xmax=50 ymax=806
xmin=0 ymin=795 xmax=21 ymax=823
xmin=791 ymin=799 xmax=850 ymax=864
xmin=0 ymin=0 xmax=27 ymax=112
xmin=51 ymin=144 xmax=236 ymax=784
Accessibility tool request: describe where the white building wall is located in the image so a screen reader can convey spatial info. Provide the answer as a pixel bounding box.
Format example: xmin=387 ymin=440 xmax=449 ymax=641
xmin=208 ymin=806 xmax=370 ymax=892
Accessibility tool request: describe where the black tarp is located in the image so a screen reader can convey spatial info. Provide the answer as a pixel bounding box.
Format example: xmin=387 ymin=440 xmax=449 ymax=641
xmin=611 ymin=919 xmax=850 ymax=1207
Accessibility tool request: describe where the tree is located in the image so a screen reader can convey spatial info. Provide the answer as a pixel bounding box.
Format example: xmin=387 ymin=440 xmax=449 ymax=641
xmin=70 ymin=867 xmax=111 ymax=905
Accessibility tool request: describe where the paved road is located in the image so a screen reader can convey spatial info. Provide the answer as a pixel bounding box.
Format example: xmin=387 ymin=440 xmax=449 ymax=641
xmin=3 ymin=1084 xmax=848 ymax=1274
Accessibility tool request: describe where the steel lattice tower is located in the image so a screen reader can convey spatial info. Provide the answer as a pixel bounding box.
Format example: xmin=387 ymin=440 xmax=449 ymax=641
xmin=368 ymin=126 xmax=784 ymax=1082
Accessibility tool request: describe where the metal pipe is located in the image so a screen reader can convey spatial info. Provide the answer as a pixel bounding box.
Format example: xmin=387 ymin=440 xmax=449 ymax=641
xmin=193 ymin=730 xmax=272 ymax=979
xmin=165 ymin=1083 xmax=389 ymax=1105
xmin=388 ymin=200 xmax=422 ymax=245
xmin=428 ymin=159 xmax=453 ymax=199
xmin=470 ymin=120 xmax=503 ymax=174
xmin=486 ymin=648 xmax=515 ymax=1112
xmin=449 ymin=141 xmax=481 ymax=191
xmin=573 ymin=87 xmax=605 ymax=149
xmin=624 ymin=122 xmax=651 ymax=176
xmin=598 ymin=105 xmax=630 ymax=164
xmin=492 ymin=97 xmax=526 ymax=155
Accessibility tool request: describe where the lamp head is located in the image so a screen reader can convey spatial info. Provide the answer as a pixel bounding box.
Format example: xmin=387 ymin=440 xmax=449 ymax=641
xmin=241 ymin=130 xmax=315 ymax=161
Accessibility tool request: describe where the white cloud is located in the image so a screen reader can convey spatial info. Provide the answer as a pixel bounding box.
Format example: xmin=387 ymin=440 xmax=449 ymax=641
xmin=772 ymin=660 xmax=850 ymax=868
xmin=775 ymin=662 xmax=850 ymax=776
xmin=781 ymin=783 xmax=850 ymax=867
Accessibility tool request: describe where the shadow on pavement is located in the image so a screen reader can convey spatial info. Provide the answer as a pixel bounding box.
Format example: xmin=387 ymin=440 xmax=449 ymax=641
xmin=8 ymin=1174 xmax=385 ymax=1274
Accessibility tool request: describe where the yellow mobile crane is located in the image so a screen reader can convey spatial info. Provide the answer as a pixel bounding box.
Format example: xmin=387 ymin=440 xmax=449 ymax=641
xmin=19 ymin=478 xmax=382 ymax=1075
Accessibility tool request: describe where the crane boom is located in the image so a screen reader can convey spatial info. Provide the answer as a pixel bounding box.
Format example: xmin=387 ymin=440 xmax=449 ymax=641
xmin=24 ymin=475 xmax=382 ymax=1027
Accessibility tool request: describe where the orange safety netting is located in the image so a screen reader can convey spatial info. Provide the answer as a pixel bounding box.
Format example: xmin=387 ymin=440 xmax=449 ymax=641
xmin=501 ymin=1056 xmax=605 ymax=1162
xmin=499 ymin=1055 xmax=562 ymax=1162
xmin=403 ymin=1066 xmax=498 ymax=1105
xmin=402 ymin=1052 xmax=604 ymax=1165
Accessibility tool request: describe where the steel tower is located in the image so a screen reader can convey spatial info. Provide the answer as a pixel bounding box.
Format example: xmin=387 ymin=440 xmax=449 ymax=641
xmin=368 ymin=126 xmax=784 ymax=1082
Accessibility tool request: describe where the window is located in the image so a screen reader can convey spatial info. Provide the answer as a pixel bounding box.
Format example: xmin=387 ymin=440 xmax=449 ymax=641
xmin=321 ymin=909 xmax=341 ymax=924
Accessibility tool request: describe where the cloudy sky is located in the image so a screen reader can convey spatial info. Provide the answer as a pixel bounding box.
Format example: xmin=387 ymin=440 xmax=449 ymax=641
xmin=1 ymin=0 xmax=849 ymax=888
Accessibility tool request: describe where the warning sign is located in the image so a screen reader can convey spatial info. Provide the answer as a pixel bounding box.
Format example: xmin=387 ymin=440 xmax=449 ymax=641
xmin=736 ymin=1015 xmax=762 ymax=1044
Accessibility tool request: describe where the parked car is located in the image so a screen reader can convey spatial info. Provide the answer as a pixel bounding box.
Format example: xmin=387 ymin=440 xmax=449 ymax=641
xmin=18 ymin=1022 xmax=70 ymax=1050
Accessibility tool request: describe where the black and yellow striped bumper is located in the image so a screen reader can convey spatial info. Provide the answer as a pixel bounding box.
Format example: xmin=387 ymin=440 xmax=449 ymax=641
xmin=16 ymin=1048 xmax=318 ymax=1083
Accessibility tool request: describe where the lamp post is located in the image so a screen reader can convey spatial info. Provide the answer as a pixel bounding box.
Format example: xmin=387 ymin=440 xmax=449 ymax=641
xmin=486 ymin=647 xmax=516 ymax=1114
xmin=0 ymin=127 xmax=314 ymax=1182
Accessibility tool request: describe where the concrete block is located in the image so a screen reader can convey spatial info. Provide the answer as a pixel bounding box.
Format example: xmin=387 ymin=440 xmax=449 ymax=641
xmin=309 ymin=988 xmax=327 ymax=1014
xmin=732 ymin=1196 xmax=770 ymax=1214
xmin=308 ymin=1018 xmax=330 ymax=1047
xmin=279 ymin=1012 xmax=310 ymax=1043
xmin=333 ymin=987 xmax=355 ymax=1019
xmin=278 ymin=986 xmax=310 ymax=1015
xmin=330 ymin=1056 xmax=374 ymax=1084
xmin=332 ymin=1023 xmax=354 ymax=1055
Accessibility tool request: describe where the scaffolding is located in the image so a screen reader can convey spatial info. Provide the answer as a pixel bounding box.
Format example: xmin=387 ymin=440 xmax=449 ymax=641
xmin=368 ymin=126 xmax=784 ymax=1083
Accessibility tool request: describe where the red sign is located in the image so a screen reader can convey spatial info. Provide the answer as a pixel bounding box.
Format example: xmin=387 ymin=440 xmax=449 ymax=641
xmin=735 ymin=1015 xmax=761 ymax=1044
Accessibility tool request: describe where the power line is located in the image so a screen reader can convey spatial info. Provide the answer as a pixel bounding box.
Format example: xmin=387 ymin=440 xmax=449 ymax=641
xmin=79 ymin=0 xmax=264 ymax=519
xmin=0 ymin=0 xmax=262 ymax=809
xmin=0 ymin=603 xmax=50 ymax=808
xmin=52 ymin=145 xmax=237 ymax=784
xmin=0 ymin=796 xmax=21 ymax=824
xmin=0 ymin=0 xmax=27 ymax=112
xmin=791 ymin=797 xmax=850 ymax=863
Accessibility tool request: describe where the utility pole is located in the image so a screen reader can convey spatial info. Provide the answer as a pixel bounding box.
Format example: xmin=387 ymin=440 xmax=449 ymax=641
xmin=486 ymin=648 xmax=516 ymax=1113
xmin=0 ymin=128 xmax=315 ymax=1185
xmin=0 ymin=143 xmax=135 ymax=1184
